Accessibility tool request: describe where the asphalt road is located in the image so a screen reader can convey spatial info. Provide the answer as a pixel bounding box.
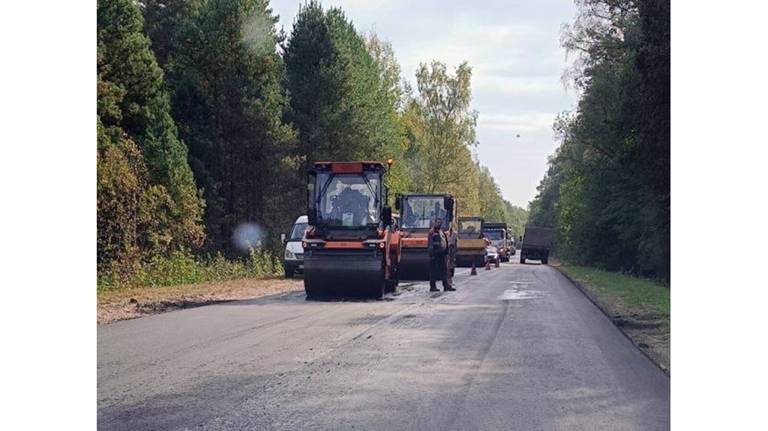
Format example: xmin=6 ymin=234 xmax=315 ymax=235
xmin=98 ymin=260 xmax=670 ymax=430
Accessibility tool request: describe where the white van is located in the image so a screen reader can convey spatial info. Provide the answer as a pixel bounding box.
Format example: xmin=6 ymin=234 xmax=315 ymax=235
xmin=281 ymin=215 xmax=308 ymax=278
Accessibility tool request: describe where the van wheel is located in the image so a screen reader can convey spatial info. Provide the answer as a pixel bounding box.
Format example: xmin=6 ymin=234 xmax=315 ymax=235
xmin=284 ymin=267 xmax=294 ymax=278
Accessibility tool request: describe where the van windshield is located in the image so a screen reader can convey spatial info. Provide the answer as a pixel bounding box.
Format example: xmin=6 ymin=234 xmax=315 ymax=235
xmin=289 ymin=223 xmax=308 ymax=240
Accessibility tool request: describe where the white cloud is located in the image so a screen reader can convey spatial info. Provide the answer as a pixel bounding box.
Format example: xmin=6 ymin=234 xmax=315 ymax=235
xmin=479 ymin=112 xmax=556 ymax=133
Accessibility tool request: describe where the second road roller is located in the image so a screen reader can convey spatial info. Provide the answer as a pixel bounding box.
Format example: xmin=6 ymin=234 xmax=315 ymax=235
xmin=394 ymin=193 xmax=455 ymax=280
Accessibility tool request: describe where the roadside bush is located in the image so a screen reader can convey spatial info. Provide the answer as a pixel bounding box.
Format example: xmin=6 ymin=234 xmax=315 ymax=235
xmin=97 ymin=248 xmax=284 ymax=291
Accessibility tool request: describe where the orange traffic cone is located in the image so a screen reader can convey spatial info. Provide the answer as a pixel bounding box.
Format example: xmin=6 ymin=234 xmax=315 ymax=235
xmin=470 ymin=262 xmax=477 ymax=275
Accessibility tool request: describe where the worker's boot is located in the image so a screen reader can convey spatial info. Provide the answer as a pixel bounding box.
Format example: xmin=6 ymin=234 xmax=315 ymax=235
xmin=444 ymin=285 xmax=456 ymax=292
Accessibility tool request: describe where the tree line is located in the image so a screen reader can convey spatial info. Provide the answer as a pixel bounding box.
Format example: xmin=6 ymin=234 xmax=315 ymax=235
xmin=97 ymin=0 xmax=527 ymax=285
xmin=528 ymin=0 xmax=670 ymax=280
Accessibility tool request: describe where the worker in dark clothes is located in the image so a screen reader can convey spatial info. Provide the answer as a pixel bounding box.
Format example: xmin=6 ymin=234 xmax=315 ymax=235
xmin=428 ymin=217 xmax=455 ymax=292
xmin=446 ymin=224 xmax=457 ymax=287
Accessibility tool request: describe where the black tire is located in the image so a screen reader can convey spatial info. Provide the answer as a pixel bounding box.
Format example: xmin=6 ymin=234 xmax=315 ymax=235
xmin=284 ymin=266 xmax=294 ymax=278
xmin=520 ymin=255 xmax=526 ymax=264
xmin=542 ymin=257 xmax=549 ymax=265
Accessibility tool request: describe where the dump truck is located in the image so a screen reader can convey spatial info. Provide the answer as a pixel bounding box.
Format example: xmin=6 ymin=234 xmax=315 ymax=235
xmin=456 ymin=216 xmax=487 ymax=267
xmin=520 ymin=226 xmax=553 ymax=264
xmin=302 ymin=161 xmax=401 ymax=298
xmin=394 ymin=194 xmax=455 ymax=280
xmin=483 ymin=222 xmax=512 ymax=262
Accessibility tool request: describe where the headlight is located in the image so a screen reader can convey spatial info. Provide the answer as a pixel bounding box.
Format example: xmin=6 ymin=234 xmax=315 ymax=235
xmin=285 ymin=249 xmax=295 ymax=259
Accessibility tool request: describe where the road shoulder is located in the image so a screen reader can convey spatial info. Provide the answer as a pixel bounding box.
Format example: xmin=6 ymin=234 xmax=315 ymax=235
xmin=553 ymin=263 xmax=670 ymax=374
xmin=97 ymin=278 xmax=303 ymax=324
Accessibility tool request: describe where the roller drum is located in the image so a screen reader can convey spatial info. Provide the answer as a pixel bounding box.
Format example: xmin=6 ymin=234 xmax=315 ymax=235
xmin=303 ymin=249 xmax=385 ymax=298
xmin=398 ymin=247 xmax=430 ymax=280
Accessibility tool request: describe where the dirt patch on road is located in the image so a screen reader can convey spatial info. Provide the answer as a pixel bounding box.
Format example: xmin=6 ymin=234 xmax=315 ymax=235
xmin=98 ymin=278 xmax=303 ymax=324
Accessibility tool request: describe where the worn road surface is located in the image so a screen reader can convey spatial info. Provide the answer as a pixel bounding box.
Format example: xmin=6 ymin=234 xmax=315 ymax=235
xmin=98 ymin=261 xmax=669 ymax=430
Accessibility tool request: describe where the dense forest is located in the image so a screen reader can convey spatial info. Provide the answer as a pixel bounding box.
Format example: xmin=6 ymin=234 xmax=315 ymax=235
xmin=528 ymin=0 xmax=670 ymax=280
xmin=97 ymin=0 xmax=527 ymax=287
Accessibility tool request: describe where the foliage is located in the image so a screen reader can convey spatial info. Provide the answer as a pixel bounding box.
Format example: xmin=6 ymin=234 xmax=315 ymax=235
xmin=140 ymin=0 xmax=204 ymax=68
xmin=529 ymin=0 xmax=669 ymax=280
xmin=97 ymin=248 xmax=283 ymax=291
xmin=363 ymin=32 xmax=412 ymax=203
xmin=97 ymin=0 xmax=205 ymax=280
xmin=283 ymin=2 xmax=402 ymax=166
xmin=477 ymin=165 xmax=506 ymax=222
xmin=97 ymin=119 xmax=145 ymax=277
xmin=146 ymin=0 xmax=298 ymax=254
xmin=503 ymin=202 xmax=529 ymax=240
xmin=401 ymin=61 xmax=481 ymax=217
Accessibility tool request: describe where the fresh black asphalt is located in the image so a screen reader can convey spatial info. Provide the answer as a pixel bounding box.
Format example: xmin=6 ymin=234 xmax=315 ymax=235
xmin=98 ymin=260 xmax=669 ymax=430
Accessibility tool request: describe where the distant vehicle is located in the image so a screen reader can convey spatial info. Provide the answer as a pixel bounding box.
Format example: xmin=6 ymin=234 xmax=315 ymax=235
xmin=520 ymin=226 xmax=554 ymax=265
xmin=483 ymin=222 xmax=512 ymax=262
xmin=456 ymin=216 xmax=487 ymax=267
xmin=281 ymin=215 xmax=308 ymax=278
xmin=485 ymin=245 xmax=499 ymax=265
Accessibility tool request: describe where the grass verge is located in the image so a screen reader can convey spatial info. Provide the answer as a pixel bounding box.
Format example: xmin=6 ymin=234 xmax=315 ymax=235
xmin=554 ymin=263 xmax=670 ymax=374
xmin=98 ymin=277 xmax=303 ymax=324
xmin=98 ymin=248 xmax=284 ymax=291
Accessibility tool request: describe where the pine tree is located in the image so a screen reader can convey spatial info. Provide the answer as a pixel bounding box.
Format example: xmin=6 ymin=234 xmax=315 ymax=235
xmin=154 ymin=0 xmax=297 ymax=252
xmin=97 ymin=0 xmax=205 ymax=276
xmin=284 ymin=2 xmax=402 ymax=169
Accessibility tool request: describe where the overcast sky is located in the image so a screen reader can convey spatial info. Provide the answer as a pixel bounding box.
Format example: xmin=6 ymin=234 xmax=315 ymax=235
xmin=270 ymin=0 xmax=579 ymax=208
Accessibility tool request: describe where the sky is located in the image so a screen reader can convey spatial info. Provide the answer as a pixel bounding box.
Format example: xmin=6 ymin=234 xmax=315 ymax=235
xmin=269 ymin=0 xmax=579 ymax=208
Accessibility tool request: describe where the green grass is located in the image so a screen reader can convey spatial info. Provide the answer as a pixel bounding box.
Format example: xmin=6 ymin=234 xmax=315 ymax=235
xmin=560 ymin=265 xmax=669 ymax=320
xmin=97 ymin=248 xmax=284 ymax=292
